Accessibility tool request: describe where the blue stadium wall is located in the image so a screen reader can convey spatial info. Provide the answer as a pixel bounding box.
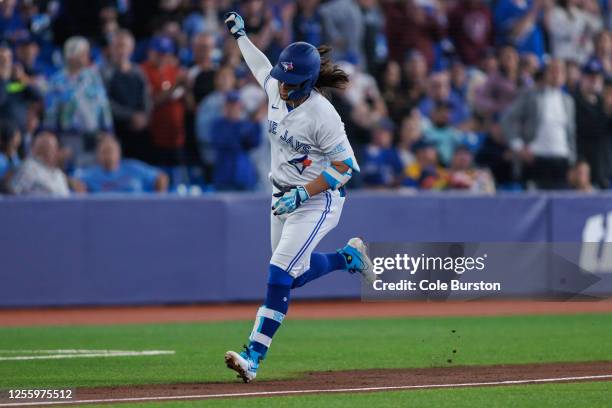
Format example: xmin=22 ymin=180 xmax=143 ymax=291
xmin=1 ymin=192 xmax=612 ymax=307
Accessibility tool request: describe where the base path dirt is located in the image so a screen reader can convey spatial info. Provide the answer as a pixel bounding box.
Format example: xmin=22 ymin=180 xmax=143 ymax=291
xmin=1 ymin=361 xmax=611 ymax=406
xmin=1 ymin=299 xmax=612 ymax=327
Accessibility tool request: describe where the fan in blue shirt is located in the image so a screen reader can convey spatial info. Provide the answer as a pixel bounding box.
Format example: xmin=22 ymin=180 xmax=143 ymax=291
xmin=74 ymin=134 xmax=168 ymax=193
xmin=494 ymin=0 xmax=546 ymax=59
xmin=211 ymin=91 xmax=261 ymax=191
xmin=360 ymin=119 xmax=403 ymax=188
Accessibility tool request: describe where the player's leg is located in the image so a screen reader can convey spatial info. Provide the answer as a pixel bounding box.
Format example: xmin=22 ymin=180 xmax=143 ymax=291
xmin=224 ymin=264 xmax=291 ymax=383
xmin=291 ymin=252 xmax=346 ymax=288
xmin=246 ymin=210 xmax=292 ymax=358
xmin=292 ymin=238 xmax=376 ymax=288
xmin=290 ymin=191 xmax=374 ymax=288
xmin=246 ymin=196 xmax=337 ymax=357
xmin=225 ymin=199 xmax=290 ymax=383
xmin=226 ymin=192 xmax=337 ymax=382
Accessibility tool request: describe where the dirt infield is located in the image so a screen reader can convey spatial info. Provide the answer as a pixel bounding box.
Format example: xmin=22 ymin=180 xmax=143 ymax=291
xmin=1 ymin=361 xmax=611 ymax=406
xmin=2 ymin=299 xmax=612 ymax=327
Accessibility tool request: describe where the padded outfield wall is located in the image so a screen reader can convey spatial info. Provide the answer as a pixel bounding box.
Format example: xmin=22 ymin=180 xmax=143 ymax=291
xmin=1 ymin=192 xmax=611 ymax=307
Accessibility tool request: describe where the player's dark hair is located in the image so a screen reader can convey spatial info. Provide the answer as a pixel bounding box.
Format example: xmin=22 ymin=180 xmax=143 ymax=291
xmin=315 ymin=45 xmax=349 ymax=94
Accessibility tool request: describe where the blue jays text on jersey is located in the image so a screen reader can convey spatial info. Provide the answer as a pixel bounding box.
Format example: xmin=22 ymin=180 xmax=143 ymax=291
xmin=268 ymin=120 xmax=312 ymax=156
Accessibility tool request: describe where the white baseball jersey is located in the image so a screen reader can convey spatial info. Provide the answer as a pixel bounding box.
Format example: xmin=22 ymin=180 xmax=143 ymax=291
xmin=237 ymin=37 xmax=358 ymax=188
xmin=237 ymin=36 xmax=356 ymax=276
xmin=262 ymin=75 xmax=358 ymax=187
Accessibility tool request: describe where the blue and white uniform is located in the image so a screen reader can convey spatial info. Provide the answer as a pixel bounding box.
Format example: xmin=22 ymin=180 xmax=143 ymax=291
xmin=237 ymin=36 xmax=359 ymax=277
xmin=224 ymin=13 xmax=372 ymax=383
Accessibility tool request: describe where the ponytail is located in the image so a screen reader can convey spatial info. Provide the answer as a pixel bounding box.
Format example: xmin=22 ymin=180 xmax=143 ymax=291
xmin=315 ymin=45 xmax=349 ymax=94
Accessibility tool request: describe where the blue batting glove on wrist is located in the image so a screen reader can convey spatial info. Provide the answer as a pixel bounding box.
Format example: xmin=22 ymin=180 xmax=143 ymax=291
xmin=224 ymin=12 xmax=246 ymax=39
xmin=272 ymin=186 xmax=310 ymax=216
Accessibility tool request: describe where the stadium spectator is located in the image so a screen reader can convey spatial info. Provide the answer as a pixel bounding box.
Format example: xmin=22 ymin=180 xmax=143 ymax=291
xmin=547 ymin=0 xmax=601 ymax=64
xmin=402 ymin=50 xmax=429 ymax=107
xmin=0 ymin=0 xmax=27 ymax=43
xmin=339 ymin=61 xmax=387 ymax=124
xmin=187 ymin=32 xmax=218 ymax=106
xmin=327 ymin=84 xmax=369 ymax=149
xmin=573 ymin=58 xmax=611 ymax=188
xmin=103 ymin=29 xmax=152 ymax=162
xmin=494 ymin=0 xmax=549 ymax=60
xmin=473 ymin=46 xmax=520 ymax=118
xmin=568 ymin=160 xmax=595 ymax=192
xmin=43 ymin=36 xmax=113 ymax=166
xmin=292 ymin=0 xmax=325 ymax=47
xmin=13 ymin=34 xmax=49 ymax=92
xmin=383 ymin=0 xmax=445 ymax=68
xmin=157 ymin=17 xmax=190 ymax=68
xmin=565 ymin=59 xmax=583 ymax=93
xmin=1 ymin=0 xmax=610 ymax=195
xmin=358 ymin=0 xmax=385 ymax=76
xmin=477 ymin=47 xmax=500 ymax=77
xmin=328 ymin=62 xmax=385 ymax=148
xmin=320 ymin=0 xmax=364 ymax=64
xmin=20 ymin=103 xmax=40 ymax=158
xmin=360 ymin=119 xmax=403 ymax=188
xmin=52 ymin=0 xmax=124 ymax=44
xmin=10 ymin=131 xmax=70 ymax=196
xmin=140 ymin=36 xmax=187 ymax=169
xmin=380 ymin=60 xmax=410 ymax=125
xmin=502 ymin=59 xmax=576 ymax=189
xmin=402 ymin=138 xmax=447 ymax=190
xmin=422 ymin=100 xmax=463 ymax=166
xmin=74 ymin=134 xmax=169 ymax=193
xmin=98 ymin=2 xmax=122 ymax=45
xmin=210 ymin=91 xmax=261 ymax=191
xmin=0 ymin=46 xmax=42 ymax=133
xmin=240 ymin=0 xmax=280 ymax=58
xmin=397 ymin=108 xmax=423 ymax=168
xmin=184 ymin=32 xmax=219 ymax=177
xmin=593 ymin=30 xmax=612 ymax=74
xmin=0 ymin=120 xmax=21 ymax=191
xmin=518 ymin=52 xmax=540 ymax=88
xmin=604 ymin=77 xmax=612 ymax=115
xmin=449 ymin=59 xmax=470 ymax=102
xmin=475 ymin=120 xmax=517 ymax=189
xmin=448 ymin=144 xmax=496 ymax=193
xmin=419 ymin=70 xmax=470 ymax=126
xmin=182 ymin=0 xmax=222 ymax=40
xmin=447 ymin=0 xmax=494 ymax=66
xmin=236 ymin=66 xmax=267 ymax=122
xmin=196 ymin=65 xmax=237 ymax=171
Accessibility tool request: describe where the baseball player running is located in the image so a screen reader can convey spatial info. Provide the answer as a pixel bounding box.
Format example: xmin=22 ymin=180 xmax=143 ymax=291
xmin=223 ymin=11 xmax=375 ymax=383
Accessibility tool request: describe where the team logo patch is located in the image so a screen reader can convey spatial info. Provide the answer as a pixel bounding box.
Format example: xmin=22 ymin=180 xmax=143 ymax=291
xmin=288 ymin=155 xmax=312 ymax=175
xmin=280 ymin=61 xmax=294 ymax=72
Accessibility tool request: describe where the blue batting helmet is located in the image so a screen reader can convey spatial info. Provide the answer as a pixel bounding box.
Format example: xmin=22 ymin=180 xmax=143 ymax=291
xmin=271 ymin=42 xmax=320 ymax=101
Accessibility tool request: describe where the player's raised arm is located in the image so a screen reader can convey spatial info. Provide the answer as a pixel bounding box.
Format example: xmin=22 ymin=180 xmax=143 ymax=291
xmin=224 ymin=12 xmax=272 ymax=88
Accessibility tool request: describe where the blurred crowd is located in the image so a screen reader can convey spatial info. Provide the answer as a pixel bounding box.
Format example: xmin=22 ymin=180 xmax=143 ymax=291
xmin=1 ymin=0 xmax=612 ymax=196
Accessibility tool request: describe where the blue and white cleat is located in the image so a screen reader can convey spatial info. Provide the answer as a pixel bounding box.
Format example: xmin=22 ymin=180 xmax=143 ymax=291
xmin=225 ymin=346 xmax=261 ymax=383
xmin=339 ymin=237 xmax=375 ymax=284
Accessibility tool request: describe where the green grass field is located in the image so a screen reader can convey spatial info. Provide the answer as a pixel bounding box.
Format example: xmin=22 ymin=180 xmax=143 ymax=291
xmin=1 ymin=313 xmax=611 ymax=406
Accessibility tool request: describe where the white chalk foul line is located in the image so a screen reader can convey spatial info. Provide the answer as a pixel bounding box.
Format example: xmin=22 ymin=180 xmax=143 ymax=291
xmin=0 ymin=350 xmax=175 ymax=361
xmin=0 ymin=350 xmax=161 ymax=354
xmin=1 ymin=373 xmax=611 ymax=407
